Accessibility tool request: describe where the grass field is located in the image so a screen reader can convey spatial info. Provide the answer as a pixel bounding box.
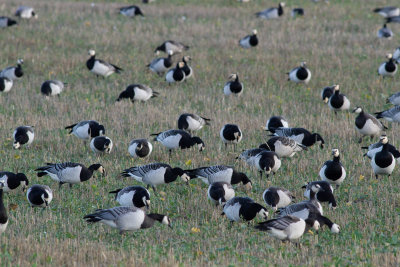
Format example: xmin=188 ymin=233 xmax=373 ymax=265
xmin=1 ymin=0 xmax=400 ymax=266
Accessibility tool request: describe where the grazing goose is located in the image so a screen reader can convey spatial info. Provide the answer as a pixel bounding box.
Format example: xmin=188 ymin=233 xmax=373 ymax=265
xmin=263 ymin=187 xmax=294 ymax=211
xmin=321 ymin=85 xmax=335 ymax=103
xmin=0 ymin=59 xmax=23 ymax=80
xmin=222 ymin=197 xmax=268 ymax=222
xmin=26 ymin=185 xmax=53 ymax=208
xmin=86 ymin=50 xmax=123 ymax=78
xmin=371 ymin=135 xmax=396 ymax=179
xmin=155 ymin=40 xmax=189 ymax=54
xmin=119 ymin=5 xmax=144 ymax=17
xmin=302 ymin=181 xmax=337 ymax=209
xmin=386 ymin=16 xmax=400 ymax=23
xmin=90 ymin=136 xmax=113 ymax=154
xmin=255 ymin=215 xmax=317 ymax=241
xmin=15 ymin=6 xmax=37 ymax=19
xmin=253 ymin=151 xmax=281 ymax=178
xmin=287 ymin=62 xmax=311 ymax=84
xmin=41 ymin=80 xmax=65 ymax=97
xmin=181 ymin=56 xmax=193 ymax=79
xmin=272 ymin=127 xmax=325 ymax=149
xmin=207 ymin=182 xmax=235 ymax=206
xmin=152 ymin=130 xmax=205 ymax=157
xmin=378 ymin=54 xmax=397 ymax=78
xmin=328 ymin=85 xmax=350 ymax=115
xmin=0 ymin=77 xmax=13 ymax=93
xmin=185 ymin=165 xmax=252 ymax=189
xmin=0 ymin=17 xmax=17 ymax=28
xmin=386 ymin=92 xmax=400 ymax=105
xmin=377 ymin=24 xmax=393 ymax=39
xmin=373 ymin=6 xmax=399 ymax=18
xmin=291 ymin=8 xmax=304 ymax=17
xmin=165 ymin=62 xmax=186 ymax=83
xmin=116 ymin=84 xmax=158 ymax=103
xmin=220 ymin=124 xmax=242 ymax=149
xmin=35 ymin=162 xmax=105 ymax=188
xmin=65 ymin=120 xmax=105 ymax=141
xmin=265 ymin=116 xmax=289 ymax=133
xmin=239 ymin=29 xmax=258 ymax=48
xmin=353 ymin=107 xmax=386 ymax=143
xmin=109 ymin=186 xmax=150 ymax=208
xmin=120 ymin=163 xmax=189 ymax=192
xmin=260 ymin=136 xmax=307 ymax=158
xmin=128 ymin=139 xmax=153 ymax=158
xmin=0 ymin=172 xmax=29 ymax=192
xmin=375 ymin=106 xmax=400 ymax=123
xmin=178 ymin=113 xmax=210 ymax=133
xmin=84 ymin=206 xmax=171 ymax=234
xmin=223 ymin=74 xmax=243 ymax=96
xmin=319 ymin=149 xmax=346 ymax=187
xmin=236 ymin=148 xmax=268 ymax=167
xmin=147 ymin=50 xmax=173 ymax=75
xmin=0 ymin=183 xmax=8 ymax=234
xmin=256 ymin=2 xmax=285 ymax=19
xmin=278 ymin=184 xmax=323 ymax=216
xmin=362 ymin=135 xmax=400 ymax=162
xmin=13 ymin=126 xmax=34 ymax=149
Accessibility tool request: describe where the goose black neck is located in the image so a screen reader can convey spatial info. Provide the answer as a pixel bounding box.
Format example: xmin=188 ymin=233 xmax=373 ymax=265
xmin=333 ymin=155 xmax=340 ymax=162
xmin=147 ymin=213 xmax=165 ymax=223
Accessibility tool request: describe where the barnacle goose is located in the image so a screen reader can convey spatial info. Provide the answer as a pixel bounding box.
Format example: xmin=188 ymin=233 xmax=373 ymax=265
xmin=239 ymin=29 xmax=258 ymax=48
xmin=121 ymin=163 xmax=189 ymax=192
xmin=147 ymin=50 xmax=173 ymax=76
xmin=178 ymin=113 xmax=210 ymax=133
xmin=0 ymin=183 xmax=7 ymax=234
xmin=165 ymin=62 xmax=186 ymax=83
xmin=65 ymin=120 xmax=105 ymax=142
xmin=328 ymin=85 xmax=351 ymax=115
xmin=378 ymin=53 xmax=397 ymax=77
xmin=26 ymin=185 xmax=53 ymax=208
xmin=116 ymin=84 xmax=158 ymax=103
xmin=0 ymin=77 xmax=13 ymax=93
xmin=291 ymin=8 xmax=304 ymax=17
xmin=223 ymin=74 xmax=243 ymax=96
xmin=0 ymin=17 xmax=17 ymax=28
xmin=319 ymin=149 xmax=346 ymax=187
xmin=375 ymin=106 xmax=400 ymax=123
xmin=84 ymin=206 xmax=171 ymax=234
xmin=386 ymin=91 xmax=400 ymax=105
xmin=272 ymin=127 xmax=325 ymax=149
xmin=13 ymin=126 xmax=34 ymax=149
xmin=90 ymin=136 xmax=113 ymax=154
xmin=265 ymin=116 xmax=289 ymax=133
xmin=119 ymin=5 xmax=144 ymax=17
xmin=377 ymin=24 xmax=393 ymax=39
xmin=207 ymin=182 xmax=235 ymax=206
xmin=15 ymin=6 xmax=37 ymax=19
xmin=253 ymin=151 xmax=281 ymax=178
xmin=128 ymin=139 xmax=153 ymax=158
xmin=353 ymin=107 xmax=386 ymax=143
xmin=109 ymin=186 xmax=150 ymax=208
xmin=185 ymin=165 xmax=252 ymax=190
xmin=260 ymin=136 xmax=307 ymax=158
xmin=263 ymin=187 xmax=294 ymax=211
xmin=35 ymin=162 xmax=105 ymax=188
xmin=86 ymin=50 xmax=123 ymax=78
xmin=321 ymin=85 xmax=335 ymax=103
xmin=362 ymin=135 xmax=400 ymax=163
xmin=373 ymin=6 xmax=399 ymax=18
xmin=41 ymin=80 xmax=65 ymax=97
xmin=0 ymin=59 xmax=23 ymax=80
xmin=0 ymin=172 xmax=29 ymax=192
xmin=222 ymin=197 xmax=268 ymax=222
xmin=181 ymin=56 xmax=193 ymax=79
xmin=220 ymin=124 xmax=242 ymax=149
xmin=302 ymin=181 xmax=337 ymax=209
xmin=371 ymin=135 xmax=396 ymax=179
xmin=152 ymin=130 xmax=205 ymax=157
xmin=256 ymin=2 xmax=285 ymax=19
xmin=287 ymin=62 xmax=311 ymax=84
xmin=155 ymin=40 xmax=189 ymax=55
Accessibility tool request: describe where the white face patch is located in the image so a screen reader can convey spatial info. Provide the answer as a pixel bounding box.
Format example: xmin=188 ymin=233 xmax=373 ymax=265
xmin=331 ymin=224 xmax=340 ymax=233
xmin=198 ymin=143 xmax=205 ymax=151
xmin=313 ymin=220 xmax=320 ymax=230
xmin=181 ymin=173 xmax=190 ymax=182
xmin=257 ymin=209 xmax=268 ymax=219
xmin=88 ymin=50 xmax=95 ymax=56
xmin=13 ymin=142 xmax=20 ymax=149
xmin=162 ymin=216 xmax=169 ymax=225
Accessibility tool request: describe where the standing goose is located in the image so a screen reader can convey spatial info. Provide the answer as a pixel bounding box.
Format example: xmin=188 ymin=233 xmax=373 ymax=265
xmin=207 ymin=182 xmax=235 ymax=206
xmin=109 ymin=186 xmax=150 ymax=208
xmin=302 ymin=181 xmax=337 ymax=209
xmin=262 ymin=187 xmax=294 ymax=211
xmin=371 ymin=135 xmax=396 ymax=179
xmin=165 ymin=62 xmax=186 ymax=83
xmin=239 ymin=29 xmax=258 ymax=48
xmin=147 ymin=50 xmax=173 ymax=75
xmin=328 ymin=85 xmax=350 ymax=115
xmin=272 ymin=127 xmax=325 ymax=149
xmin=41 ymin=80 xmax=65 ymax=97
xmin=178 ymin=113 xmax=210 ymax=133
xmin=0 ymin=59 xmax=23 ymax=80
xmin=120 ymin=163 xmax=189 ymax=192
xmin=26 ymin=185 xmax=53 ymax=208
xmin=0 ymin=183 xmax=8 ymax=234
xmin=152 ymin=130 xmax=205 ymax=157
xmin=378 ymin=53 xmax=398 ymax=78
xmin=35 ymin=162 xmax=105 ymax=188
xmin=386 ymin=91 xmax=400 ymax=105
xmin=90 ymin=136 xmax=113 ymax=154
xmin=116 ymin=84 xmax=159 ymax=103
xmin=185 ymin=165 xmax=252 ymax=190
xmin=377 ymin=24 xmax=393 ymax=39
xmin=319 ymin=149 xmax=346 ymax=187
xmin=353 ymin=107 xmax=386 ymax=143
xmin=0 ymin=77 xmax=13 ymax=93
xmin=154 ymin=40 xmax=189 ymax=55
xmin=375 ymin=106 xmax=400 ymax=123
xmin=119 ymin=5 xmax=144 ymax=17
xmin=260 ymin=136 xmax=307 ymax=158
xmin=0 ymin=17 xmax=17 ymax=28
xmin=253 ymin=150 xmax=281 ymax=178
xmin=15 ymin=6 xmax=37 ymax=19
xmin=256 ymin=2 xmax=285 ymax=19
xmin=223 ymin=74 xmax=243 ymax=96
xmin=181 ymin=56 xmax=193 ymax=79
xmin=86 ymin=50 xmax=123 ymax=78
xmin=128 ymin=139 xmax=153 ymax=159
xmin=65 ymin=120 xmax=105 ymax=142
xmin=265 ymin=116 xmax=289 ymax=133
xmin=84 ymin=206 xmax=171 ymax=234
xmin=222 ymin=197 xmax=268 ymax=223
xmin=321 ymin=85 xmax=335 ymax=103
xmin=220 ymin=124 xmax=242 ymax=149
xmin=373 ymin=6 xmax=399 ymax=18
xmin=287 ymin=62 xmax=311 ymax=84
xmin=0 ymin=172 xmax=29 ymax=192
xmin=13 ymin=126 xmax=34 ymax=149
xmin=362 ymin=135 xmax=400 ymax=162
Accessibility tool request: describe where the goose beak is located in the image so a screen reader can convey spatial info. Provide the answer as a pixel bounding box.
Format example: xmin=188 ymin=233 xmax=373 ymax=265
xmin=168 ymin=224 xmax=173 ymax=229
xmin=145 ymin=200 xmax=150 ymax=209
xmin=45 ymin=201 xmax=48 ymax=207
